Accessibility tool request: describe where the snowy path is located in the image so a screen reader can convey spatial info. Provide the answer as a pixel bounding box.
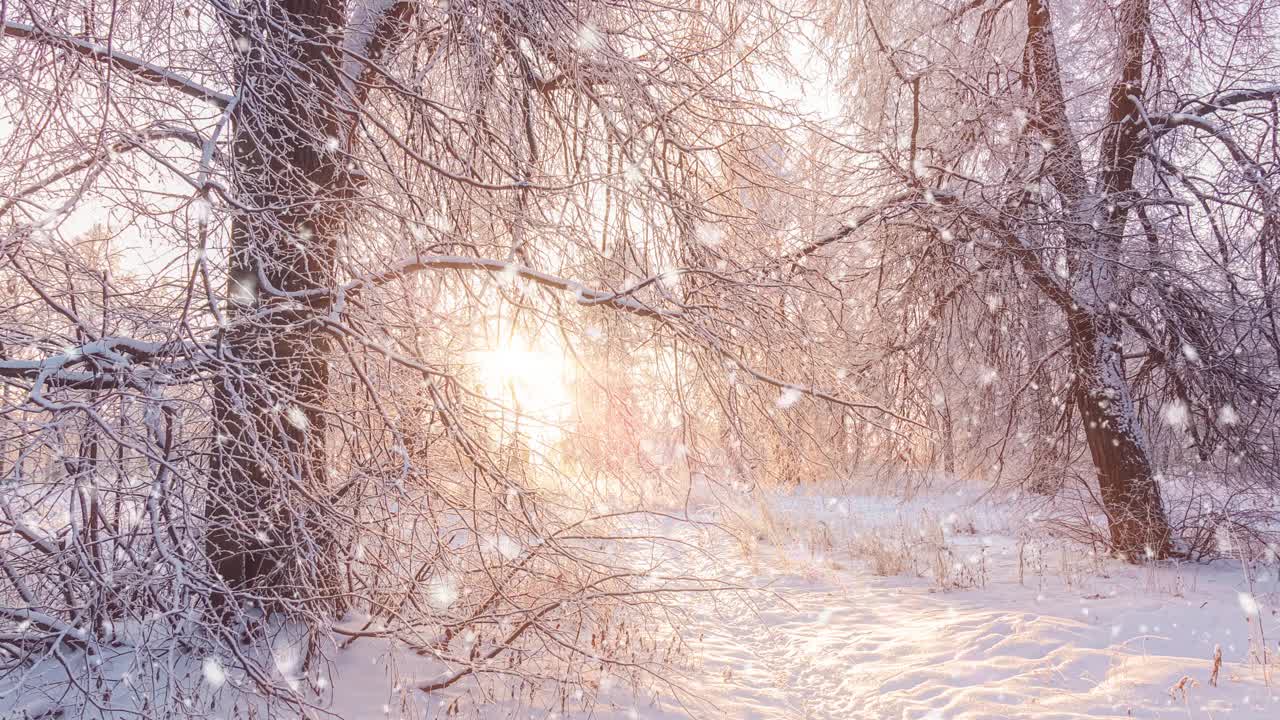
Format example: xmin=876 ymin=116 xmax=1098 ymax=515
xmin=605 ymin=510 xmax=1280 ymax=720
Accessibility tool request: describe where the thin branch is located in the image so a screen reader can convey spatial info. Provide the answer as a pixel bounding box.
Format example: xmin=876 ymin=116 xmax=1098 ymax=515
xmin=3 ymin=20 xmax=232 ymax=107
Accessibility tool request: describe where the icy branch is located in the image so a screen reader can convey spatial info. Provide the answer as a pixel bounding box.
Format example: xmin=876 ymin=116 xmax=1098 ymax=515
xmin=337 ymin=254 xmax=679 ymax=319
xmin=3 ymin=21 xmax=232 ymax=107
xmin=0 ymin=337 xmax=202 ymax=390
xmin=779 ymin=191 xmax=925 ymax=264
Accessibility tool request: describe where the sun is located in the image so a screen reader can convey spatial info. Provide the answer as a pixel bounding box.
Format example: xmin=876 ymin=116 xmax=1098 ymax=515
xmin=469 ymin=332 xmax=575 ymax=450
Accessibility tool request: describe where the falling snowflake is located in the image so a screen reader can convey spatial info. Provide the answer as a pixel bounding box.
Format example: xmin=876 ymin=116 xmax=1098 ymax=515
xmin=273 ymin=644 xmax=301 ymax=691
xmin=576 ymin=24 xmax=604 ymax=52
xmin=658 ymin=266 xmax=681 ymax=293
xmin=1215 ymin=525 xmax=1234 ymax=554
xmin=1217 ymin=404 xmax=1240 ymax=426
xmin=697 ymin=222 xmax=724 ymax=247
xmin=284 ymin=406 xmax=308 ymax=431
xmin=776 ymin=386 xmax=803 ymax=409
xmin=624 ymin=162 xmax=644 ymax=186
xmin=424 ymin=209 xmax=453 ymax=234
xmin=1054 ymin=254 xmax=1070 ymax=279
xmin=1162 ymin=399 xmax=1189 ymax=429
xmin=485 ymin=534 xmax=522 ymax=560
xmin=202 ymin=656 xmax=227 ymax=688
xmin=229 ymin=272 xmax=257 ymax=305
xmin=1238 ymin=592 xmax=1259 ymax=616
xmin=428 ymin=574 xmax=460 ymax=609
xmin=1181 ymin=344 xmax=1201 ymax=363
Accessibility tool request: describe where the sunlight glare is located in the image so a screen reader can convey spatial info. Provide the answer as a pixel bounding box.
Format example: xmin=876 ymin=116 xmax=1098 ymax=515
xmin=469 ymin=334 xmax=575 ymax=452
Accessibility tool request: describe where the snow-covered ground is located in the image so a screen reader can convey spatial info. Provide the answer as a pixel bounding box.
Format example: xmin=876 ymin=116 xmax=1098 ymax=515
xmin=573 ymin=483 xmax=1280 ymax=720
xmin=4 ymin=480 xmax=1277 ymax=719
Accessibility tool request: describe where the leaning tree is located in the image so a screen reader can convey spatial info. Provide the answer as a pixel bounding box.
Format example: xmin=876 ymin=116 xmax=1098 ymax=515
xmin=805 ymin=0 xmax=1280 ymax=558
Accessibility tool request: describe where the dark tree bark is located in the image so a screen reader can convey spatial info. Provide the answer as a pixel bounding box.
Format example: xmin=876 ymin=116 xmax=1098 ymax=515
xmin=206 ymin=0 xmax=352 ymax=605
xmin=1067 ymin=312 xmax=1174 ymax=558
xmin=1024 ymin=0 xmax=1175 ymax=559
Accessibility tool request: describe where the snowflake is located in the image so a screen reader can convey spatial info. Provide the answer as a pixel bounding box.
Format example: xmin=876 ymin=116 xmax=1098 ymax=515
xmin=202 ymin=656 xmax=227 ymax=688
xmin=284 ymin=405 xmax=308 ymax=431
xmin=776 ymin=386 xmax=803 ymax=409
xmin=624 ymin=162 xmax=644 ymax=186
xmin=658 ymin=266 xmax=681 ymax=293
xmin=1162 ymin=399 xmax=1189 ymax=429
xmin=576 ymin=24 xmax=604 ymax=52
xmin=429 ymin=574 xmax=460 ymax=610
xmin=424 ymin=209 xmax=452 ymax=233
xmin=487 ymin=534 xmax=522 ymax=560
xmin=697 ymin=222 xmax=724 ymax=247
xmin=1215 ymin=525 xmax=1234 ymax=554
xmin=273 ymin=644 xmax=301 ymax=690
xmin=1217 ymin=404 xmax=1239 ymax=426
xmin=1238 ymin=592 xmax=1259 ymax=616
xmin=1054 ymin=254 xmax=1070 ymax=280
xmin=229 ymin=273 xmax=257 ymax=305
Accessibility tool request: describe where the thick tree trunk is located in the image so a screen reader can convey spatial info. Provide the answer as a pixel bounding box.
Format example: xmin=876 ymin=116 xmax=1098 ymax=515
xmin=1024 ymin=0 xmax=1174 ymax=560
xmin=206 ymin=0 xmax=349 ymax=606
xmin=1068 ymin=312 xmax=1173 ymax=559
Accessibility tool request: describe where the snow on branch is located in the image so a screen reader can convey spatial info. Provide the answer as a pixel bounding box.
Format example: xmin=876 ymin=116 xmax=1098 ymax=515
xmin=778 ymin=191 xmax=925 ymax=265
xmin=1179 ymin=85 xmax=1280 ymax=115
xmin=336 ymin=254 xmax=914 ymax=423
xmin=2 ymin=20 xmax=232 ymax=107
xmin=1143 ymin=86 xmax=1280 ymax=141
xmin=336 ymin=254 xmax=678 ymax=320
xmin=0 ymin=337 xmax=203 ymax=392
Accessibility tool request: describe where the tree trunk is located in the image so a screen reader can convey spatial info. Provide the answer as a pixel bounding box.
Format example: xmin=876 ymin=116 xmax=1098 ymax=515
xmin=206 ymin=0 xmax=350 ymax=607
xmin=935 ymin=396 xmax=956 ymax=476
xmin=1025 ymin=0 xmax=1174 ymax=560
xmin=1068 ymin=311 xmax=1173 ymax=559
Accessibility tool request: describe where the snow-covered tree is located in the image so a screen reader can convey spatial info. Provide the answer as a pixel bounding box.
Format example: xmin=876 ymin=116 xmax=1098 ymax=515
xmin=809 ymin=0 xmax=1280 ymax=558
